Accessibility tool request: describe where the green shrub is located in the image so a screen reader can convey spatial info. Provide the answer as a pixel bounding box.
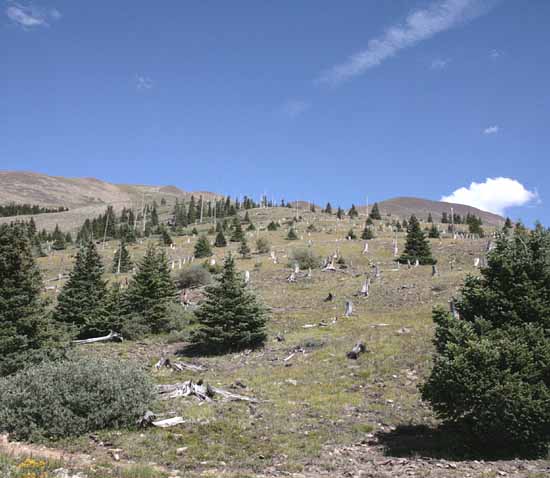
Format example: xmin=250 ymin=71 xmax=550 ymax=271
xmin=177 ymin=265 xmax=212 ymax=289
xmin=421 ymin=228 xmax=550 ymax=456
xmin=289 ymin=248 xmax=321 ymax=269
xmin=256 ymin=237 xmax=271 ymax=254
xmin=0 ymin=357 xmax=155 ymax=441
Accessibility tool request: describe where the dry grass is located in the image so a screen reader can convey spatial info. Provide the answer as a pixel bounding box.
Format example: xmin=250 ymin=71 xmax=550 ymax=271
xmin=5 ymin=207 xmax=539 ymax=477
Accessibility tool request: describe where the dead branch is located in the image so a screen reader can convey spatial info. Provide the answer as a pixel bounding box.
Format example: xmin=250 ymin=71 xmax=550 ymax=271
xmin=155 ymin=357 xmax=207 ymax=373
xmin=157 ymin=380 xmax=258 ymax=403
xmin=73 ymin=331 xmax=123 ymax=345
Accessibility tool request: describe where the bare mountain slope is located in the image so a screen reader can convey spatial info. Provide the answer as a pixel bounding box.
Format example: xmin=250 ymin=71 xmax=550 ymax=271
xmin=364 ymin=197 xmax=504 ymax=227
xmin=0 ymin=171 xmax=221 ymax=231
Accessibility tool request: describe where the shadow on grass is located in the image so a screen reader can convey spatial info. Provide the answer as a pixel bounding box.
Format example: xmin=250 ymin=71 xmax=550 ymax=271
xmin=175 ymin=342 xmax=257 ymax=358
xmin=376 ymin=424 xmax=544 ymax=461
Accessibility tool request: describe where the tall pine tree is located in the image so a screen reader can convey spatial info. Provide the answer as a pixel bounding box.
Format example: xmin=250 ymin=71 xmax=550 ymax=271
xmin=54 ymin=241 xmax=110 ymax=338
xmin=195 ymin=235 xmax=213 ymax=258
xmin=369 ymin=203 xmax=382 ymax=220
xmin=124 ymin=245 xmax=177 ymax=334
xmin=191 ymin=254 xmax=267 ymax=353
xmin=0 ymin=224 xmax=65 ymax=377
xmin=112 ymin=240 xmax=133 ymax=273
xmin=398 ymin=215 xmax=436 ymax=265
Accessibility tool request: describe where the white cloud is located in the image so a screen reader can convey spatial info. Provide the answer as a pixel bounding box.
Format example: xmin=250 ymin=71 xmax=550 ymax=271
xmin=483 ymin=125 xmax=499 ymax=134
xmin=281 ymin=99 xmax=310 ymax=118
xmin=441 ymin=177 xmax=538 ymax=215
xmin=490 ymin=49 xmax=502 ymax=59
xmin=5 ymin=2 xmax=61 ymax=28
xmin=431 ymin=58 xmax=450 ymax=70
xmin=136 ymin=75 xmax=153 ymax=90
xmin=317 ymin=0 xmax=497 ymax=85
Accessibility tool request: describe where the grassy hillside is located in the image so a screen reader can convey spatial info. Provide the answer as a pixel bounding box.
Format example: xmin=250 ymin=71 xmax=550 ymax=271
xmin=3 ymin=206 xmax=546 ymax=478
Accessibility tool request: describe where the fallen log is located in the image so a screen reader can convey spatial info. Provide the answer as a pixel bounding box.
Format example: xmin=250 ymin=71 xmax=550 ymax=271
xmin=152 ymin=417 xmax=187 ymax=428
xmin=157 ymin=380 xmax=258 ymax=403
xmin=73 ymin=331 xmax=123 ymax=345
xmin=157 ymin=380 xmax=213 ymax=401
xmin=346 ymin=341 xmax=367 ymax=359
xmin=155 ymin=357 xmax=207 ymax=373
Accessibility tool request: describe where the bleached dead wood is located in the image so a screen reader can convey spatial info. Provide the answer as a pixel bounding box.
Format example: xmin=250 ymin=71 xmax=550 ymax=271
xmin=157 ymin=380 xmax=213 ymax=401
xmin=155 ymin=357 xmax=207 ymax=372
xmin=153 ymin=417 xmax=187 ymax=428
xmin=344 ymin=300 xmax=353 ymax=317
xmin=73 ymin=331 xmax=123 ymax=345
xmin=157 ymin=380 xmax=258 ymax=403
xmin=138 ymin=411 xmax=187 ymax=428
xmin=346 ymin=341 xmax=366 ymax=359
xmin=357 ymin=278 xmax=369 ymax=297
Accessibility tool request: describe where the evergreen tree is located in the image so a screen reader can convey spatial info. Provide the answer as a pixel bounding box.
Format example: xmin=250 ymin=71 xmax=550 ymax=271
xmin=194 ymin=235 xmax=213 ymax=258
xmin=247 ymin=223 xmax=256 ymax=231
xmin=287 ymin=228 xmax=299 ymax=240
xmin=112 ymin=240 xmax=133 ymax=273
xmin=398 ymin=215 xmax=436 ymax=265
xmin=336 ymin=207 xmax=344 ymax=220
xmin=125 ymin=245 xmax=177 ymax=334
xmin=238 ymin=238 xmax=251 ymax=258
xmin=427 ymin=213 xmax=433 ymax=223
xmin=150 ymin=206 xmax=159 ymax=227
xmin=267 ymin=221 xmax=279 ymax=231
xmin=421 ymin=229 xmax=550 ymax=455
xmin=230 ymin=220 xmax=245 ymax=242
xmin=243 ymin=211 xmax=250 ymax=223
xmin=190 ymin=255 xmax=267 ymax=353
xmin=187 ymin=196 xmax=197 ymax=224
xmin=28 ymin=217 xmax=37 ymax=237
xmin=441 ymin=212 xmax=449 ymax=223
xmin=361 ymin=225 xmax=375 ymax=240
xmin=160 ymin=227 xmax=173 ymax=246
xmin=64 ymin=232 xmax=73 ymax=244
xmin=348 ymin=204 xmax=359 ymax=218
xmin=369 ymin=203 xmax=382 ymax=220
xmin=54 ymin=241 xmax=109 ymax=338
xmin=324 ymin=202 xmax=333 ymax=214
xmin=503 ymin=217 xmax=513 ymax=235
xmin=428 ymin=224 xmax=440 ymax=239
xmin=214 ymin=230 xmax=227 ymax=247
xmin=347 ymin=228 xmax=357 ymax=240
xmin=0 ymin=224 xmax=65 ymax=377
xmin=51 ymin=224 xmax=66 ymax=250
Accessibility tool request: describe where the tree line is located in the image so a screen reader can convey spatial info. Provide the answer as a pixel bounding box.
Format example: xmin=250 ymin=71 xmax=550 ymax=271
xmin=0 ymin=202 xmax=68 ymax=217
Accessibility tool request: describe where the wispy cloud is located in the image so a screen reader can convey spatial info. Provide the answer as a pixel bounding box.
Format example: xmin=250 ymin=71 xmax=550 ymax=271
xmin=281 ymin=99 xmax=310 ymax=118
xmin=136 ymin=75 xmax=153 ymax=90
xmin=442 ymin=177 xmax=538 ymax=215
xmin=483 ymin=125 xmax=499 ymax=135
xmin=431 ymin=58 xmax=451 ymax=70
xmin=5 ymin=2 xmax=61 ymax=28
xmin=317 ymin=0 xmax=497 ymax=85
xmin=490 ymin=49 xmax=502 ymax=59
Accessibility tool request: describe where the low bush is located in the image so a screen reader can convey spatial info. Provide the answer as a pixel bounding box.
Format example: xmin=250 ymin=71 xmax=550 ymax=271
xmin=256 ymin=237 xmax=271 ymax=254
xmin=176 ymin=265 xmax=212 ymax=289
xmin=0 ymin=357 xmax=155 ymax=441
xmin=289 ymin=248 xmax=321 ymax=269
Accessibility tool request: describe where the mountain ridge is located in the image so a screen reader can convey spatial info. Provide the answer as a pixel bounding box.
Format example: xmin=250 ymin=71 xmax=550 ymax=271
xmin=0 ymin=171 xmax=504 ymax=229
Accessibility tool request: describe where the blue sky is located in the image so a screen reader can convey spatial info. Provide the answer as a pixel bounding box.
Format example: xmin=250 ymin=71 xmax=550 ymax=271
xmin=1 ymin=0 xmax=549 ymax=224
